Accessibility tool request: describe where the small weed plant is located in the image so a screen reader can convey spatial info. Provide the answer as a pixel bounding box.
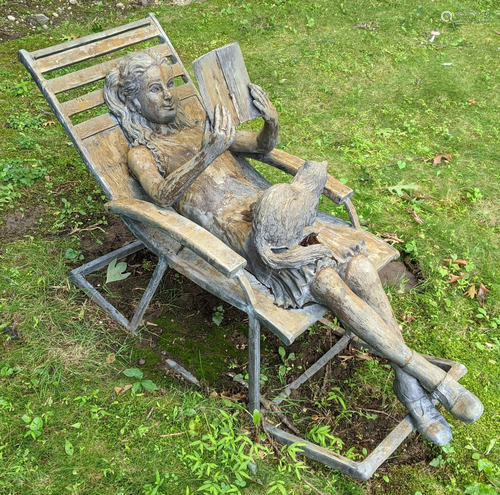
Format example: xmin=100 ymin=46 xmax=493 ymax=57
xmin=212 ymin=305 xmax=225 ymax=326
xmin=123 ymin=368 xmax=158 ymax=393
xmin=178 ymin=408 xmax=270 ymax=493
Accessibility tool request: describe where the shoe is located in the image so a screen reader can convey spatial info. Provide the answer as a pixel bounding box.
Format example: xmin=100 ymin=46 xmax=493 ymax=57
xmin=431 ymin=374 xmax=484 ymax=424
xmin=394 ymin=376 xmax=452 ymax=446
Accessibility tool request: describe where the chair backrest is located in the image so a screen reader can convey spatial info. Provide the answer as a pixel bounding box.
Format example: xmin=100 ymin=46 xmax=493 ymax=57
xmin=18 ymin=14 xmax=206 ymax=201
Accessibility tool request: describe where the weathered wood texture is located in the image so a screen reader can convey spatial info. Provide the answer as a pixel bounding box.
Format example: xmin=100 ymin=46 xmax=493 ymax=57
xmin=193 ymin=43 xmax=261 ymax=125
xmin=315 ymin=221 xmax=399 ymax=271
xmin=31 ymin=17 xmax=152 ymax=59
xmin=105 ymin=198 xmax=247 ymax=278
xmin=37 ymin=24 xmax=160 ymax=73
xmin=49 ymin=43 xmax=173 ymax=94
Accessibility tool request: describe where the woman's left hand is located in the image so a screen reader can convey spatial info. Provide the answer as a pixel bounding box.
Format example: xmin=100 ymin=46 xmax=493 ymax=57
xmin=249 ymin=84 xmax=277 ymax=125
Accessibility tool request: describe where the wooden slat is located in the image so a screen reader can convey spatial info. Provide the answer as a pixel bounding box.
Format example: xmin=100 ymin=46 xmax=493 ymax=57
xmin=37 ymin=24 xmax=160 ymax=73
xmin=49 ymin=43 xmax=173 ymax=95
xmin=62 ymin=88 xmax=105 ymax=117
xmin=61 ymin=64 xmax=186 ymax=117
xmin=75 ymin=113 xmax=118 ymax=140
xmin=74 ymin=84 xmax=198 ymax=140
xmin=31 ymin=18 xmax=152 ymax=59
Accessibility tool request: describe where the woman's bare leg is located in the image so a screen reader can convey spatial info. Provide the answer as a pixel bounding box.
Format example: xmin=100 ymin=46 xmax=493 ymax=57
xmin=311 ymin=263 xmax=483 ymax=424
xmin=342 ymin=254 xmax=452 ymax=445
xmin=311 ymin=264 xmax=443 ymax=385
xmin=344 ymin=255 xmax=453 ymax=445
xmin=343 ymin=254 xmax=399 ymax=334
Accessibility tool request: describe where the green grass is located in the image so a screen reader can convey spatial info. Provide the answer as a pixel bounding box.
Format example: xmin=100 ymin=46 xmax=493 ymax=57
xmin=1 ymin=0 xmax=500 ymax=493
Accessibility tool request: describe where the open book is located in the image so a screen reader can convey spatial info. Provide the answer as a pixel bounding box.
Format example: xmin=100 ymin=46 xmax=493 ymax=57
xmin=192 ymin=42 xmax=261 ymax=126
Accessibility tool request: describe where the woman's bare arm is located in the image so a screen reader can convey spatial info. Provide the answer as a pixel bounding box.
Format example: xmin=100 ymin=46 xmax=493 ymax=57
xmin=128 ymin=105 xmax=235 ymax=207
xmin=229 ymin=84 xmax=278 ymax=154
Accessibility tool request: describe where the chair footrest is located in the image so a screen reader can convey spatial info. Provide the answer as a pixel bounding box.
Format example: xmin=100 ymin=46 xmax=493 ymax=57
xmin=265 ymin=355 xmax=466 ymax=481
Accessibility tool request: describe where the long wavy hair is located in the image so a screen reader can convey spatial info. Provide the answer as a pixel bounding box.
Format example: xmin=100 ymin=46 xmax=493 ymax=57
xmin=104 ymin=49 xmax=196 ymax=174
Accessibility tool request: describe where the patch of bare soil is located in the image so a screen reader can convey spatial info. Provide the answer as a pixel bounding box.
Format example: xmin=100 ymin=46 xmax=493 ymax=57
xmin=0 ymin=206 xmax=42 ymax=241
xmin=79 ymin=215 xmax=136 ymax=262
xmin=378 ymin=261 xmax=419 ymax=290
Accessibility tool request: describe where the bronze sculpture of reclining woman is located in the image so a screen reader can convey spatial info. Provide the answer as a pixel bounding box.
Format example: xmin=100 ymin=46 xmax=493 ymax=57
xmin=104 ymin=49 xmax=483 ymax=446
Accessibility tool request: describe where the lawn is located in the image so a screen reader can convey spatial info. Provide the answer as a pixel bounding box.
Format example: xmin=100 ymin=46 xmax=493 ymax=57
xmin=1 ymin=0 xmax=499 ymax=494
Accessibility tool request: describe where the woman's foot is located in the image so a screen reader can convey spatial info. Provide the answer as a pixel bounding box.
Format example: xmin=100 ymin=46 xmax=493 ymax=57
xmin=394 ymin=373 xmax=452 ymax=446
xmin=400 ymin=351 xmax=484 ymax=423
xmin=432 ymin=374 xmax=484 ymax=424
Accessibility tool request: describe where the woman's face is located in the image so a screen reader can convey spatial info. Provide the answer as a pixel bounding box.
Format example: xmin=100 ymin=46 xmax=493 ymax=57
xmin=134 ymin=63 xmax=179 ymax=125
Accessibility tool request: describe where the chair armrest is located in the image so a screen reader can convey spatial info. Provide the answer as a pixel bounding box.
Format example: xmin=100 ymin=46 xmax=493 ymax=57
xmin=236 ymin=148 xmax=353 ymax=205
xmin=105 ymin=199 xmax=247 ymax=278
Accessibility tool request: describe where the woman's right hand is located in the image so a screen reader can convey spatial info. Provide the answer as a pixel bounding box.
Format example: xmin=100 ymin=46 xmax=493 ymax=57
xmin=201 ymin=104 xmax=235 ymax=162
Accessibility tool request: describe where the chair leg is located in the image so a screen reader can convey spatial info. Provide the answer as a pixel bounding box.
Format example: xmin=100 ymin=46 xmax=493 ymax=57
xmin=129 ymin=256 xmax=169 ymax=333
xmin=247 ymin=315 xmax=260 ymax=415
xmin=69 ymin=242 xmax=169 ymax=335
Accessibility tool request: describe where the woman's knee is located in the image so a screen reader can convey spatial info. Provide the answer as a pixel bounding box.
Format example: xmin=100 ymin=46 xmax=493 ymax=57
xmin=311 ymin=266 xmax=349 ymax=303
xmin=344 ymin=254 xmax=379 ymax=284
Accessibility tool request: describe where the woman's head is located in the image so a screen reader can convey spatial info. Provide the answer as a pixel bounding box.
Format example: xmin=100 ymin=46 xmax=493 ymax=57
xmin=104 ymin=49 xmax=193 ymax=147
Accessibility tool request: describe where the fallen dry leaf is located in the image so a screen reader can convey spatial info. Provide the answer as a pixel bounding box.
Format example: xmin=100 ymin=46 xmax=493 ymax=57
xmin=465 ymin=285 xmax=477 ymax=299
xmin=446 ymin=272 xmax=466 ymax=284
xmin=120 ymin=384 xmax=133 ymax=394
xmin=433 ymin=153 xmax=454 ymax=166
xmin=489 ymin=359 xmax=496 ymax=365
xmin=209 ymin=391 xmax=218 ymax=398
xmin=433 ymin=245 xmax=440 ymax=250
xmin=114 ymin=386 xmax=123 ymax=393
xmin=468 ymin=99 xmax=476 ymax=105
xmin=485 ymin=342 xmax=494 ymax=349
xmin=403 ymin=314 xmax=417 ymax=322
xmin=42 ymin=121 xmax=55 ymax=127
xmin=338 ymin=355 xmax=353 ymax=368
xmin=443 ymin=258 xmax=468 ymax=266
xmin=478 ymin=282 xmax=491 ymax=303
xmin=357 ymin=352 xmax=371 ymax=360
xmin=106 ymin=353 xmax=116 ymax=364
xmin=407 ymin=209 xmax=424 ymax=224
xmin=311 ymin=414 xmax=319 ymax=421
xmin=338 ymin=355 xmax=354 ymax=362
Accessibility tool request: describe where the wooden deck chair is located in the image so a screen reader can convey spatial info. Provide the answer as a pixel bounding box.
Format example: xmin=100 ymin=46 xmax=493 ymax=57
xmin=19 ymin=14 xmax=467 ymax=480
